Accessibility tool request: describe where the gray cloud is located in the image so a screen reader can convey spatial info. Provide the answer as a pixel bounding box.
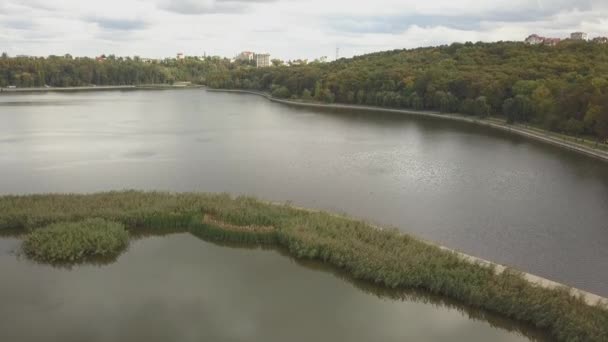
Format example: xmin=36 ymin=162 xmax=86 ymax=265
xmin=158 ymin=0 xmax=276 ymax=15
xmin=328 ymin=1 xmax=599 ymax=34
xmin=88 ymin=17 xmax=148 ymax=31
xmin=2 ymin=19 xmax=35 ymax=30
xmin=2 ymin=0 xmax=58 ymax=12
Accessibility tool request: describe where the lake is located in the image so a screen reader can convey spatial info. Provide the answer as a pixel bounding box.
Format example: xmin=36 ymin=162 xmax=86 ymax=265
xmin=0 ymin=232 xmax=548 ymax=341
xmin=0 ymin=89 xmax=606 ymax=297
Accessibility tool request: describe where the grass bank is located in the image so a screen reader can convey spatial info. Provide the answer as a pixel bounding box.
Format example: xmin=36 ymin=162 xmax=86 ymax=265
xmin=1 ymin=191 xmax=607 ymax=341
xmin=207 ymin=88 xmax=608 ymax=163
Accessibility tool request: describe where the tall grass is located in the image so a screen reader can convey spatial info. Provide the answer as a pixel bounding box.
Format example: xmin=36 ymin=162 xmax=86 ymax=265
xmin=22 ymin=218 xmax=129 ymax=262
xmin=1 ymin=191 xmax=607 ymax=341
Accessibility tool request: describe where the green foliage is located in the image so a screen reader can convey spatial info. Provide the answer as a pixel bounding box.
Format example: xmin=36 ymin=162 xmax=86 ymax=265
xmin=22 ymin=218 xmax=129 ymax=263
xmin=271 ymin=85 xmax=291 ymax=98
xmin=212 ymin=41 xmax=608 ymax=140
xmin=0 ymin=55 xmax=233 ymax=88
xmin=301 ymin=88 xmax=312 ymax=100
xmin=1 ymin=191 xmax=607 ymax=341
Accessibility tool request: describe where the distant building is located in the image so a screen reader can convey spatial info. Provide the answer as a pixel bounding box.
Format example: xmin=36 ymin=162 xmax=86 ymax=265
xmin=592 ymin=36 xmax=608 ymax=44
xmin=543 ymin=38 xmax=561 ymax=46
xmin=289 ymin=59 xmax=308 ymax=66
xmin=525 ymin=34 xmax=561 ymax=46
xmin=177 ymin=53 xmax=185 ymax=60
xmin=236 ymin=51 xmax=255 ymax=62
xmin=570 ymin=32 xmax=588 ymax=41
xmin=255 ymin=53 xmax=270 ymax=68
xmin=525 ymin=34 xmax=545 ymax=45
xmin=96 ymin=55 xmax=106 ymax=62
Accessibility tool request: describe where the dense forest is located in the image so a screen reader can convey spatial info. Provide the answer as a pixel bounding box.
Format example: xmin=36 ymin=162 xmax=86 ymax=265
xmin=212 ymin=41 xmax=608 ymax=141
xmin=0 ymin=53 xmax=233 ymax=88
xmin=2 ymin=41 xmax=608 ymax=141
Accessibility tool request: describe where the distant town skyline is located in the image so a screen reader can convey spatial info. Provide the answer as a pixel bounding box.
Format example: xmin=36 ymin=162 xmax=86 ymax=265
xmin=1 ymin=0 xmax=607 ymax=60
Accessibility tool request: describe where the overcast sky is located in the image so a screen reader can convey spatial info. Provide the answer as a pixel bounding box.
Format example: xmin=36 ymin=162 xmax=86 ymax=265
xmin=1 ymin=0 xmax=607 ymax=60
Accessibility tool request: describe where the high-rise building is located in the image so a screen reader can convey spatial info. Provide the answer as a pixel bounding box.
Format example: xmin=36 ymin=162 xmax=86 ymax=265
xmin=255 ymin=53 xmax=270 ymax=68
xmin=570 ymin=32 xmax=588 ymax=41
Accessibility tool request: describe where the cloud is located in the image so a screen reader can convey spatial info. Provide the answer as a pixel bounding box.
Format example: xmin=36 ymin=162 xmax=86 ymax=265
xmin=1 ymin=19 xmax=35 ymax=30
xmin=327 ymin=0 xmax=600 ymax=34
xmin=0 ymin=0 xmax=606 ymax=59
xmin=157 ymin=0 xmax=276 ymax=15
xmin=88 ymin=17 xmax=148 ymax=31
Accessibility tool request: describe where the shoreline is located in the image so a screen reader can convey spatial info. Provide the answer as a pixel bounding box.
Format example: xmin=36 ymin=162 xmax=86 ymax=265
xmin=0 ymin=84 xmax=204 ymax=93
xmin=207 ymin=88 xmax=608 ymax=163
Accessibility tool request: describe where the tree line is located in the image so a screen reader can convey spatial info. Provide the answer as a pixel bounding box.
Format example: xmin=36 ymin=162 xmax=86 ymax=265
xmin=0 ymin=53 xmax=233 ymax=88
xmin=212 ymin=41 xmax=608 ymax=142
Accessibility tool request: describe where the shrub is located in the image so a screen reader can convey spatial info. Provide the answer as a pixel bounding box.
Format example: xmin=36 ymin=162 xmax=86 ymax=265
xmin=22 ymin=218 xmax=129 ymax=263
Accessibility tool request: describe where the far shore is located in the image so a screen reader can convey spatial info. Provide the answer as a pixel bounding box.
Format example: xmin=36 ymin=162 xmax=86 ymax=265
xmin=207 ymin=88 xmax=608 ymax=163
xmin=0 ymin=84 xmax=204 ymax=93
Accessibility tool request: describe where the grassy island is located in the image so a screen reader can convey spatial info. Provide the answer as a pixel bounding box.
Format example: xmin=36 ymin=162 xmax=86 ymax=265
xmin=22 ymin=218 xmax=129 ymax=262
xmin=1 ymin=191 xmax=607 ymax=341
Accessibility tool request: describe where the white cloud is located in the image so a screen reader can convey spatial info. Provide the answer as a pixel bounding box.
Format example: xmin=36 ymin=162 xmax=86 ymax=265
xmin=0 ymin=0 xmax=606 ymax=60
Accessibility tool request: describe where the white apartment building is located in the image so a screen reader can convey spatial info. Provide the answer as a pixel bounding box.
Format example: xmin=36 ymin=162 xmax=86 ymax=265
xmin=255 ymin=53 xmax=270 ymax=68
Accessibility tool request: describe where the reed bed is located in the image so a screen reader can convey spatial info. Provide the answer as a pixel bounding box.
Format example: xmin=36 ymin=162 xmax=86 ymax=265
xmin=22 ymin=218 xmax=129 ymax=262
xmin=1 ymin=191 xmax=607 ymax=341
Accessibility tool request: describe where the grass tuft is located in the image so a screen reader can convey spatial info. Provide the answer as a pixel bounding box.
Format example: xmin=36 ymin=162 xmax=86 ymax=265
xmin=22 ymin=218 xmax=129 ymax=263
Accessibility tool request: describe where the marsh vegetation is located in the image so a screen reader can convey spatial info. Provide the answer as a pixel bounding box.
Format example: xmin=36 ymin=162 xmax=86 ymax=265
xmin=1 ymin=191 xmax=606 ymax=341
xmin=22 ymin=218 xmax=129 ymax=262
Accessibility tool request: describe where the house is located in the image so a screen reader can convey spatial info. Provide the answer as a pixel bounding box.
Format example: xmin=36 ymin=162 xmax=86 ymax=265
xmin=525 ymin=34 xmax=545 ymax=45
xmin=525 ymin=34 xmax=562 ymax=46
xmin=289 ymin=59 xmax=308 ymax=66
xmin=255 ymin=53 xmax=270 ymax=68
xmin=570 ymin=32 xmax=588 ymax=41
xmin=592 ymin=37 xmax=608 ymax=44
xmin=543 ymin=38 xmax=561 ymax=46
xmin=176 ymin=53 xmax=185 ymax=60
xmin=236 ymin=51 xmax=255 ymax=62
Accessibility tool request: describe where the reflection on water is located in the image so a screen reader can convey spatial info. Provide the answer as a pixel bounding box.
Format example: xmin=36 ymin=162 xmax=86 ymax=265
xmin=0 ymin=233 xmax=548 ymax=342
xmin=1 ymin=89 xmax=607 ymax=297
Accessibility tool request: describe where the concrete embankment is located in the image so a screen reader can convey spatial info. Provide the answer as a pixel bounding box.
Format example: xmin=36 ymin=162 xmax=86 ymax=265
xmin=207 ymin=88 xmax=608 ymax=163
xmin=435 ymin=244 xmax=608 ymax=307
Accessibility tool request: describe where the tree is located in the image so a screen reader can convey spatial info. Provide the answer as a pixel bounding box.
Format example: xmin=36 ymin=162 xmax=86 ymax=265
xmin=271 ymin=59 xmax=283 ymax=67
xmin=595 ymin=110 xmax=608 ymax=143
xmin=301 ymin=89 xmax=312 ymax=101
xmin=503 ymin=98 xmax=517 ymax=124
xmin=474 ymin=96 xmax=490 ymax=117
xmin=513 ymin=95 xmax=533 ymax=122
xmin=271 ymin=85 xmax=291 ymax=99
xmin=565 ymin=118 xmax=584 ymax=138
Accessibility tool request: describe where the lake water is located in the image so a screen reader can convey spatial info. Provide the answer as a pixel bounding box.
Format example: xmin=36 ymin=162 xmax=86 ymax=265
xmin=0 ymin=233 xmax=547 ymax=341
xmin=0 ymin=89 xmax=607 ymax=299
